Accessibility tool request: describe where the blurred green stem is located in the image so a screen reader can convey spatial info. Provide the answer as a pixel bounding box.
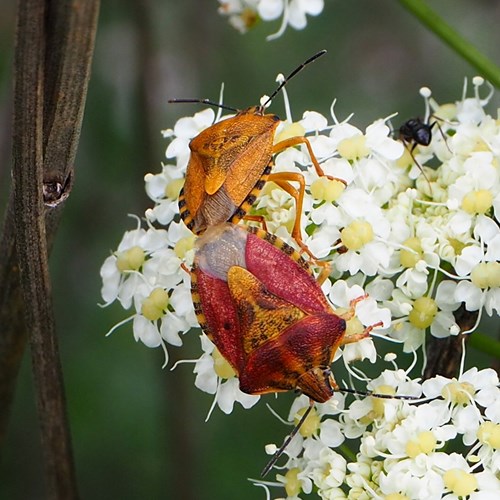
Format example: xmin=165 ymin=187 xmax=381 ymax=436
xmin=469 ymin=332 xmax=500 ymax=359
xmin=398 ymin=0 xmax=500 ymax=89
xmin=340 ymin=443 xmax=356 ymax=462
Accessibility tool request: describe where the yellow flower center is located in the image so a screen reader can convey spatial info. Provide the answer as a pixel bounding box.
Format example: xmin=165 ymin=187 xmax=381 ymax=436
xmin=477 ymin=421 xmax=500 ymax=449
xmin=341 ymin=220 xmax=374 ymax=250
xmin=337 ymin=134 xmax=370 ymax=160
xmin=310 ymin=177 xmax=345 ymax=202
xmin=371 ymin=385 xmax=396 ymax=418
xmin=174 ymin=235 xmax=197 ymax=259
xmin=284 ymin=468 xmax=302 ymax=497
xmin=212 ymin=347 xmax=236 ymax=379
xmin=443 ymin=469 xmax=478 ymax=496
xmin=396 ymin=147 xmax=414 ymax=169
xmin=408 ymin=297 xmax=438 ymax=329
xmin=461 ymin=189 xmax=493 ymax=214
xmin=441 ymin=380 xmax=475 ymax=405
xmin=141 ymin=288 xmax=169 ymax=321
xmin=116 ymin=246 xmax=145 ymax=272
xmin=295 ymin=406 xmax=320 ymax=438
xmin=470 ymin=261 xmax=500 ymax=289
xmin=165 ymin=178 xmax=185 ymax=200
xmin=406 ymin=431 xmax=436 ymax=458
xmin=448 ymin=238 xmax=466 ymax=256
xmin=345 ymin=316 xmax=364 ymax=340
xmin=274 ymin=122 xmax=306 ymax=143
xmin=400 ymin=237 xmax=423 ymax=268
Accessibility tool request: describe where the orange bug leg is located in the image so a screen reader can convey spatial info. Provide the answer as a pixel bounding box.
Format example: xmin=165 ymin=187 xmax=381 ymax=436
xmin=337 ymin=294 xmax=383 ymax=345
xmin=241 ymin=214 xmax=268 ymax=232
xmin=272 ymin=135 xmax=347 ymax=185
xmin=267 ymin=171 xmax=329 ymax=268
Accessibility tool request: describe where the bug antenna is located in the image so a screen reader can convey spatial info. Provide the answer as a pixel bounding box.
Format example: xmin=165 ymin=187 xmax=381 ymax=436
xmin=168 ymin=98 xmax=238 ymax=113
xmin=261 ymin=402 xmax=314 ymax=477
xmin=262 ymin=50 xmax=327 ymax=109
xmin=337 ymin=386 xmax=419 ymax=401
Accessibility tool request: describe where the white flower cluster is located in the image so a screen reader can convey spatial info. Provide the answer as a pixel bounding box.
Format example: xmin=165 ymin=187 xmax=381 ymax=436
xmin=262 ymin=367 xmax=500 ymax=499
xmin=100 ymin=77 xmax=500 ymax=497
xmin=218 ymin=0 xmax=324 ymax=40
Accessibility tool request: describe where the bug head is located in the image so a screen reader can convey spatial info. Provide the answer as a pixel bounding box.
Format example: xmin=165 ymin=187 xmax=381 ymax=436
xmin=296 ymin=366 xmax=336 ymax=403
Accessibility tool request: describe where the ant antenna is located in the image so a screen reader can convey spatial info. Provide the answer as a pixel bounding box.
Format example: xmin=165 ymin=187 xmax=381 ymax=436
xmin=261 ymin=402 xmax=313 ymax=478
xmin=168 ymin=98 xmax=238 ymax=113
xmin=261 ymin=49 xmax=327 ymax=108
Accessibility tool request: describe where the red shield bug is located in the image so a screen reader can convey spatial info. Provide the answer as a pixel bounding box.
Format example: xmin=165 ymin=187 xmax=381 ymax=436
xmin=190 ymin=223 xmax=383 ymax=474
xmin=170 ymin=50 xmax=342 ymax=261
xmin=191 ymin=223 xmax=401 ymax=475
xmin=191 ymin=223 xmax=372 ymax=403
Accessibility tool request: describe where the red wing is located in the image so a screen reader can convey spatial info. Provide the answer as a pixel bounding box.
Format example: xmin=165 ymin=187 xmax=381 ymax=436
xmin=193 ymin=267 xmax=245 ymax=373
xmin=245 ymin=232 xmax=331 ymax=315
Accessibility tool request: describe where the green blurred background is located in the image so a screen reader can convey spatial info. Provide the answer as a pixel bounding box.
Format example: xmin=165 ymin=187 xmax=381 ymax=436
xmin=1 ymin=1 xmax=500 ymax=498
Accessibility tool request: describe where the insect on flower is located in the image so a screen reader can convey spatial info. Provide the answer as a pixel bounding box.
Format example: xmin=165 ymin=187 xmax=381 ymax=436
xmin=399 ymin=115 xmax=450 ymax=183
xmin=191 ymin=223 xmax=379 ymax=473
xmin=170 ymin=50 xmax=340 ymax=262
xmin=399 ymin=116 xmax=436 ymax=152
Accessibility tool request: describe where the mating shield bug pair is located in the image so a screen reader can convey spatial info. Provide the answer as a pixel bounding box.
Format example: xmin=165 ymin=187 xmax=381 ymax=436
xmin=171 ymin=50 xmax=338 ymax=261
xmin=172 ymin=53 xmax=380 ymax=474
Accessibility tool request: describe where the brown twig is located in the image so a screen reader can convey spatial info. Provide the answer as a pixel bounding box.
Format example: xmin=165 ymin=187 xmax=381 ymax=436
xmin=1 ymin=0 xmax=100 ymax=497
xmin=424 ymin=305 xmax=478 ymax=380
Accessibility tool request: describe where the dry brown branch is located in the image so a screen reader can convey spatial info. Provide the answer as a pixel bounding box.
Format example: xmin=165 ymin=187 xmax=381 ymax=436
xmin=1 ymin=0 xmax=100 ymax=497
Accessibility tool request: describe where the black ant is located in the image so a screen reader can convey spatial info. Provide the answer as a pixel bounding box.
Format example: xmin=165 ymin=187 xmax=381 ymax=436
xmin=399 ymin=117 xmax=435 ymax=151
xmin=398 ymin=116 xmax=451 ymax=190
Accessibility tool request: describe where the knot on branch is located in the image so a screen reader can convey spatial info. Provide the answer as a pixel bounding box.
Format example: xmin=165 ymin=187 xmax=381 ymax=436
xmin=43 ymin=172 xmax=73 ymax=207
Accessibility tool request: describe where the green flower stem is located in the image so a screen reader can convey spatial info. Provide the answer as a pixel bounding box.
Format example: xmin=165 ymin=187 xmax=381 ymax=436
xmin=468 ymin=332 xmax=500 ymax=359
xmin=340 ymin=443 xmax=357 ymax=462
xmin=398 ymin=0 xmax=500 ymax=89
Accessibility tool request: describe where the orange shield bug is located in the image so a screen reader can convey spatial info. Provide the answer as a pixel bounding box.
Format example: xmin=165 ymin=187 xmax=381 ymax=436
xmin=170 ymin=50 xmax=340 ymax=261
xmin=191 ymin=223 xmax=371 ymax=404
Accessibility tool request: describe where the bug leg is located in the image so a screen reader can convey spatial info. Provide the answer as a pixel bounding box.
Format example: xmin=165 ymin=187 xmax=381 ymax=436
xmin=433 ymin=118 xmax=452 ymax=153
xmin=242 ymin=214 xmax=268 ymax=232
xmin=337 ymin=295 xmax=384 ymax=345
xmin=315 ymin=262 xmax=332 ymax=285
xmin=267 ymin=171 xmax=305 ymax=241
xmin=403 ymin=140 xmax=432 ymax=192
xmin=272 ymin=136 xmax=346 ymax=184
xmin=267 ymin=172 xmax=329 ymax=269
